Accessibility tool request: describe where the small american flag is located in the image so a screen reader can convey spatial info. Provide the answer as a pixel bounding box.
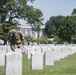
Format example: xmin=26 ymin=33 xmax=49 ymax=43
xmin=21 ymin=46 xmax=25 ymax=54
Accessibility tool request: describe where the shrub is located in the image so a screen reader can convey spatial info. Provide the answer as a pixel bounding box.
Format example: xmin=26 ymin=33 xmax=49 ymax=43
xmin=54 ymin=36 xmax=62 ymax=44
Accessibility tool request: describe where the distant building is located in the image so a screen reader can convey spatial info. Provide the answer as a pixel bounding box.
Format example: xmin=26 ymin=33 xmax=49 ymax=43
xmin=17 ymin=22 xmax=45 ymax=38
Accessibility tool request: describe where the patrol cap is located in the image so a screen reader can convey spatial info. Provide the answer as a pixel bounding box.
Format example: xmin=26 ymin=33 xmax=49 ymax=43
xmin=10 ymin=29 xmax=17 ymax=33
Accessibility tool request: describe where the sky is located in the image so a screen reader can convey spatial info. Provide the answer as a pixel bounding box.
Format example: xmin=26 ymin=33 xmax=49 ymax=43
xmin=28 ymin=0 xmax=76 ymax=23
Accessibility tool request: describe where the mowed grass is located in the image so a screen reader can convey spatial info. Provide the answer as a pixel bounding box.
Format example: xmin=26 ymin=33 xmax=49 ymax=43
xmin=0 ymin=53 xmax=76 ymax=75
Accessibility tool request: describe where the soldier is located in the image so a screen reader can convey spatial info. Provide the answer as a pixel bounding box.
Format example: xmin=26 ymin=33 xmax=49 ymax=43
xmin=8 ymin=29 xmax=25 ymax=53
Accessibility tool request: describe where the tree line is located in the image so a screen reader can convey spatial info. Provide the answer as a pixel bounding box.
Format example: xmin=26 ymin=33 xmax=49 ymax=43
xmin=44 ymin=8 xmax=76 ymax=43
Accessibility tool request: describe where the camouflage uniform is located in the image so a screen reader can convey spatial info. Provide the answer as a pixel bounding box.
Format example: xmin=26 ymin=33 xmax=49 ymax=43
xmin=9 ymin=29 xmax=25 ymax=52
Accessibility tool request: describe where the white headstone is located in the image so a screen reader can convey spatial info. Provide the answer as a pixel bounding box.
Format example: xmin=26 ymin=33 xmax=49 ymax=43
xmin=27 ymin=46 xmax=35 ymax=59
xmin=4 ymin=52 xmax=22 ymax=75
xmin=44 ymin=50 xmax=54 ymax=66
xmin=30 ymin=52 xmax=43 ymax=70
xmin=0 ymin=45 xmax=6 ymax=66
xmin=6 ymin=45 xmax=12 ymax=53
xmin=15 ymin=48 xmax=22 ymax=53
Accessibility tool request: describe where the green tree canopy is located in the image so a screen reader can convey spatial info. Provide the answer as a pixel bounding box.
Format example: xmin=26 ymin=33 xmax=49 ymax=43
xmin=0 ymin=0 xmax=43 ymax=24
xmin=44 ymin=15 xmax=76 ymax=43
xmin=71 ymin=8 xmax=76 ymax=16
xmin=44 ymin=15 xmax=63 ymax=38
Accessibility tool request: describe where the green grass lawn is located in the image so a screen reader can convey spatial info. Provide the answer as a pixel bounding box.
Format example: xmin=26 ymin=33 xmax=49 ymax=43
xmin=0 ymin=53 xmax=76 ymax=75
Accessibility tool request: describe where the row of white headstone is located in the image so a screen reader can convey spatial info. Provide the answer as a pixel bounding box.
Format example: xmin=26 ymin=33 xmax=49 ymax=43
xmin=24 ymin=44 xmax=76 ymax=70
xmin=0 ymin=44 xmax=76 ymax=75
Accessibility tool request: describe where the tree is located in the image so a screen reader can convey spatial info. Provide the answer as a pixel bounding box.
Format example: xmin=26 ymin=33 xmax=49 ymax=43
xmin=44 ymin=16 xmax=63 ymax=38
xmin=0 ymin=0 xmax=43 ymax=24
xmin=57 ymin=16 xmax=76 ymax=42
xmin=0 ymin=0 xmax=43 ymax=44
xmin=44 ymin=15 xmax=76 ymax=43
xmin=71 ymin=8 xmax=76 ymax=16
